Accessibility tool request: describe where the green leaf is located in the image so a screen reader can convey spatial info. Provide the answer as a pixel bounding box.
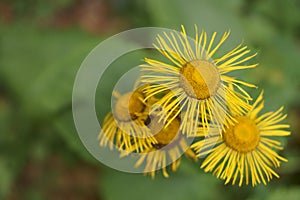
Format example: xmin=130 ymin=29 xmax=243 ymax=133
xmin=0 ymin=23 xmax=100 ymax=119
xmin=53 ymin=110 xmax=97 ymax=164
xmin=101 ymin=159 xmax=222 ymax=200
xmin=250 ymin=187 xmax=300 ymax=200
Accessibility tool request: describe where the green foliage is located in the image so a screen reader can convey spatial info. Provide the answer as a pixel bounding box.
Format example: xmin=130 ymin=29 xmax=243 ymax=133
xmin=12 ymin=0 xmax=75 ymax=19
xmin=0 ymin=23 xmax=101 ymax=198
xmin=101 ymin=159 xmax=222 ymax=200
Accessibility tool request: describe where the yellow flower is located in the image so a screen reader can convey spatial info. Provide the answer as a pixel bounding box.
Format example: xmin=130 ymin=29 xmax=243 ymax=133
xmin=140 ymin=25 xmax=257 ymax=136
xmin=132 ymin=115 xmax=197 ymax=178
xmin=192 ymin=91 xmax=290 ymax=186
xmin=98 ymin=88 xmax=157 ymax=152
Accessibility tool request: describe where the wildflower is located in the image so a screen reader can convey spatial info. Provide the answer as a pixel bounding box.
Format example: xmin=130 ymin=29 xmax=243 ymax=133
xmin=133 ymin=115 xmax=197 ymax=178
xmin=140 ymin=25 xmax=257 ymax=136
xmin=192 ymin=91 xmax=290 ymax=186
xmin=98 ymin=88 xmax=157 ymax=152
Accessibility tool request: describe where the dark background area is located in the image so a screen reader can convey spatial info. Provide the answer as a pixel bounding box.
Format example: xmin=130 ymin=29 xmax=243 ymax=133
xmin=0 ymin=0 xmax=300 ymax=199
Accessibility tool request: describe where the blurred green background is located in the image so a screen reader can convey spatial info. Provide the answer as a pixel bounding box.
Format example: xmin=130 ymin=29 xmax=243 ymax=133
xmin=1 ymin=0 xmax=300 ymax=199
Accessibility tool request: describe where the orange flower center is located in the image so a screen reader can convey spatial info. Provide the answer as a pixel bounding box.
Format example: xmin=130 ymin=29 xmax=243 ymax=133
xmin=223 ymin=117 xmax=260 ymax=153
xmin=147 ymin=116 xmax=180 ymax=148
xmin=114 ymin=92 xmax=145 ymax=122
xmin=179 ymin=60 xmax=220 ymax=100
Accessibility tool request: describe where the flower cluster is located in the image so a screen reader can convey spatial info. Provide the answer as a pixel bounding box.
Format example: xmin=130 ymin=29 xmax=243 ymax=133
xmin=98 ymin=25 xmax=290 ymax=186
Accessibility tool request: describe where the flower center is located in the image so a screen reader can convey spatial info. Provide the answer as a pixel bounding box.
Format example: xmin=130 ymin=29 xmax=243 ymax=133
xmin=223 ymin=117 xmax=260 ymax=153
xmin=114 ymin=92 xmax=145 ymax=122
xmin=179 ymin=60 xmax=221 ymax=100
xmin=147 ymin=116 xmax=180 ymax=148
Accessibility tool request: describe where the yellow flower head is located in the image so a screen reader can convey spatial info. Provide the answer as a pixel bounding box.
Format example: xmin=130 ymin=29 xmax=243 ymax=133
xmin=98 ymin=87 xmax=157 ymax=152
xmin=140 ymin=25 xmax=257 ymax=136
xmin=132 ymin=115 xmax=198 ymax=178
xmin=192 ymin=91 xmax=290 ymax=186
